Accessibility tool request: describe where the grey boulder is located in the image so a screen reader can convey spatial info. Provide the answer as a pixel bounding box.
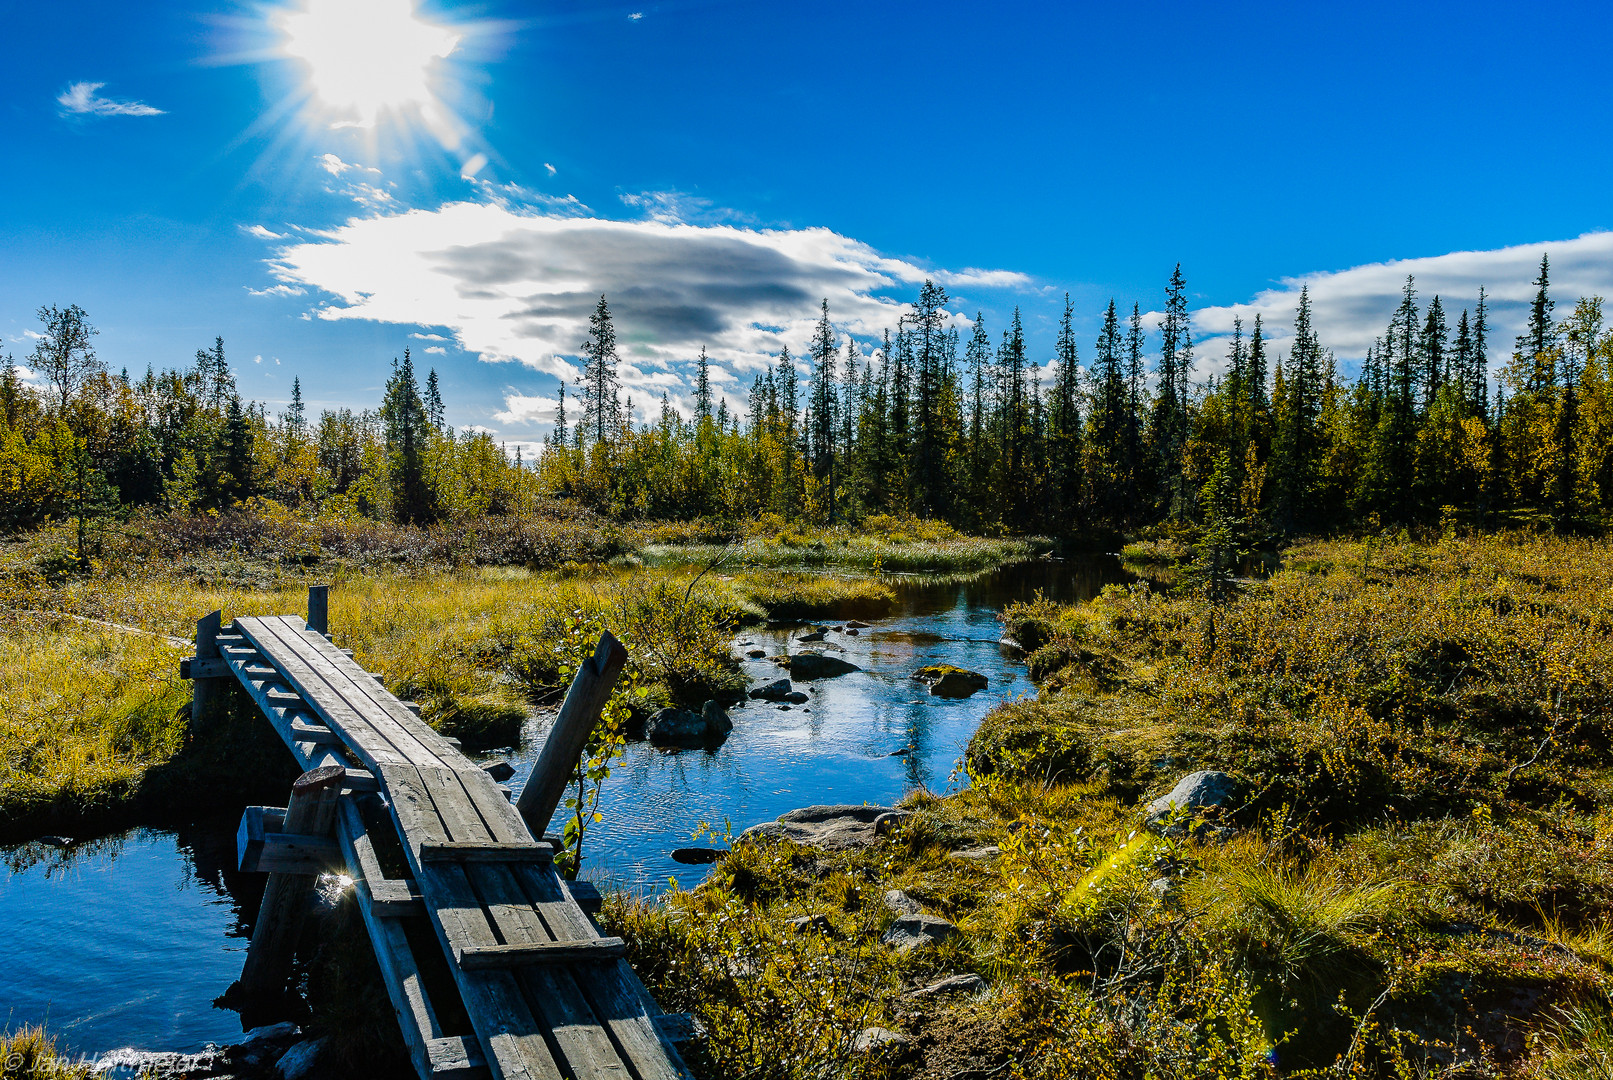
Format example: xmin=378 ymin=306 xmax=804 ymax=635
xmin=749 ymin=678 xmax=794 ymax=701
xmin=883 ymin=888 xmax=921 ymax=916
xmin=740 ymin=804 xmax=898 ymax=850
xmin=1145 ymin=770 xmax=1239 ymax=831
xmin=647 ymin=701 xmax=732 ymax=748
xmin=882 ymin=913 xmax=956 ymax=953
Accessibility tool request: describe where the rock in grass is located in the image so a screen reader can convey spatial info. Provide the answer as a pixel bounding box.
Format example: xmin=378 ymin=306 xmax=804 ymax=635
xmin=912 ymin=664 xmax=989 ymax=698
xmin=739 ymin=804 xmax=897 ymax=850
xmin=881 ymin=912 xmax=956 ymax=953
xmin=790 ymin=913 xmax=834 ymax=935
xmin=883 ymin=888 xmax=921 ymax=916
xmin=910 ymin=973 xmax=986 ymax=997
xmin=1144 ymin=770 xmax=1239 ymax=831
xmin=852 ymin=1026 xmax=912 ymax=1054
xmin=749 ymin=678 xmax=794 ymax=701
xmin=787 ymin=653 xmax=861 ymax=681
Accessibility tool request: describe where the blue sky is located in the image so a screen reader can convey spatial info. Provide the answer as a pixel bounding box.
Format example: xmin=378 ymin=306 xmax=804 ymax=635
xmin=5 ymin=0 xmax=1612 ymax=448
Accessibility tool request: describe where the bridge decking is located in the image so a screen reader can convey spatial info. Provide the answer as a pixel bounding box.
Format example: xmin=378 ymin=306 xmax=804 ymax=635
xmin=217 ymin=613 xmax=689 ymax=1080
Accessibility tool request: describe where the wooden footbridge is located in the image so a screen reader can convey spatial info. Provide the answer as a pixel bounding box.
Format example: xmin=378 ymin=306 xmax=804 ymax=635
xmin=183 ymin=587 xmax=692 ymax=1080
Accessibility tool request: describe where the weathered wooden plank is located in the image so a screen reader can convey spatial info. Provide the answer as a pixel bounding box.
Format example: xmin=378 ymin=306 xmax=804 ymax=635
xmin=369 ymin=878 xmax=427 ymax=918
xmin=180 ymin=655 xmax=232 ymax=680
xmin=383 ymin=765 xmax=455 ymax=851
xmin=334 ymin=798 xmax=471 ymax=1080
xmin=289 ymin=719 xmax=344 ymax=745
xmin=427 ymin=1036 xmax=487 ymax=1080
xmin=458 ymin=939 xmax=626 ymax=970
xmin=236 ymin=806 xmax=343 ymax=874
xmin=258 ymin=616 xmax=452 ymax=768
xmin=237 ymin=617 xmax=425 ymax=772
xmin=238 ymin=766 xmax=344 ymax=996
xmin=418 ymin=843 xmax=555 ymax=865
xmin=516 ymin=632 xmax=627 ymax=838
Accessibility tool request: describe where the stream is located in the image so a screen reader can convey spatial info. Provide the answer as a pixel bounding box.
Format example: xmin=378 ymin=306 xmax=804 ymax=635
xmin=0 ymin=555 xmax=1130 ymax=1057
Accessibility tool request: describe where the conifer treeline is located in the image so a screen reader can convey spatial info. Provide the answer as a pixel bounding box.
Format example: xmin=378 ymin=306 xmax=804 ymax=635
xmin=540 ymin=258 xmax=1613 ymax=534
xmin=4 ymin=257 xmax=1610 ymax=540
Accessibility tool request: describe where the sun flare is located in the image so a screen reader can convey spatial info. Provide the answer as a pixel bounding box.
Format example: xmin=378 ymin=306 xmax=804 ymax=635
xmin=279 ymin=0 xmax=461 ymax=128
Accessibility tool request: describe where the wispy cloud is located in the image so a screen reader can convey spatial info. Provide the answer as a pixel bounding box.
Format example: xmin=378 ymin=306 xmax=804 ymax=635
xmin=58 ymin=82 xmax=164 ymax=118
xmin=245 ymin=283 xmax=307 ymax=298
xmin=243 ymin=225 xmax=286 ymax=240
xmin=1190 ymin=232 xmax=1613 ymax=374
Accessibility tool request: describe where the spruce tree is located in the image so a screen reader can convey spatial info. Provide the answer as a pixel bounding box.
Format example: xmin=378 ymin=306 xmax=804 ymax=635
xmin=380 ymin=348 xmax=434 ymax=524
xmin=1516 ymin=255 xmax=1558 ymax=393
xmin=1472 ymin=288 xmax=1490 ymax=416
xmin=553 ymin=382 xmax=569 ymax=448
xmin=1154 ymin=265 xmax=1194 ymax=518
xmin=425 ymin=368 xmax=445 ymax=429
xmin=580 ymin=295 xmax=622 ymax=444
xmin=1422 ymin=295 xmax=1448 ymax=409
xmin=694 ymin=346 xmax=712 ymax=422
xmin=1048 ymin=295 xmax=1082 ymax=524
xmin=287 ymin=376 xmax=307 ymax=433
xmin=806 ymin=301 xmax=839 ymax=518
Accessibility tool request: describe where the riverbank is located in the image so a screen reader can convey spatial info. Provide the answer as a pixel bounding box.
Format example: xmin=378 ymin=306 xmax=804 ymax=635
xmin=604 ymin=533 xmax=1613 ymax=1079
xmin=0 ymin=510 xmax=1027 ymax=842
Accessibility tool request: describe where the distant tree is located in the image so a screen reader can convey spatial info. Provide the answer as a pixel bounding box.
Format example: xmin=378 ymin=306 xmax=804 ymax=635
xmin=380 ymin=348 xmax=434 ymax=524
xmin=425 ymin=368 xmax=445 ymax=429
xmin=287 ymin=376 xmax=307 ymax=433
xmin=1422 ymin=294 xmax=1448 ymax=408
xmin=552 ymin=382 xmax=569 ymax=449
xmin=30 ymin=304 xmax=102 ymax=414
xmin=194 ymin=336 xmax=233 ymax=412
xmin=806 ymin=301 xmax=840 ymax=519
xmin=1154 ymin=265 xmax=1194 ymax=518
xmin=580 ymin=295 xmax=622 ymax=444
xmin=1516 ymin=255 xmax=1558 ymax=393
xmin=220 ymin=393 xmax=254 ymax=503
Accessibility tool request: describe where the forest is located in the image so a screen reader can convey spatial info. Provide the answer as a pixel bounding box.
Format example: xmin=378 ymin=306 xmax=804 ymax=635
xmin=5 ymin=255 xmax=1609 ymax=549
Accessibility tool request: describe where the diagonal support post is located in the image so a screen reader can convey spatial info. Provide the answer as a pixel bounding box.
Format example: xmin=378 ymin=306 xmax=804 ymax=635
xmin=515 ymin=630 xmax=628 ymax=838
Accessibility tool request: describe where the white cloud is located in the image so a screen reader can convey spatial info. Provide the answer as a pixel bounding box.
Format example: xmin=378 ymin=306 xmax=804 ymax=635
xmin=318 ymin=153 xmax=370 ymax=176
xmin=244 ymin=224 xmax=285 ymax=240
xmin=544 ymin=163 xmax=557 ymax=176
xmin=267 ymin=199 xmax=1026 ymax=394
xmin=424 ymin=345 xmax=446 ymax=354
xmin=1191 ymin=232 xmax=1613 ymax=374
xmin=246 ymin=283 xmax=307 ymax=298
xmin=253 ymin=354 xmax=263 ymax=364
xmin=58 ymin=81 xmax=164 ymax=117
xmin=493 ymin=392 xmax=557 ymax=425
xmin=629 ymin=11 xmax=643 ymax=20
xmin=411 ymin=332 xmax=448 ymax=341
xmin=460 ymin=153 xmax=488 ymax=179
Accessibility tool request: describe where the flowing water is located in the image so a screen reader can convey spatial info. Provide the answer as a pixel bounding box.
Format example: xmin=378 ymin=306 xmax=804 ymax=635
xmin=0 ymin=555 xmax=1130 ymax=1057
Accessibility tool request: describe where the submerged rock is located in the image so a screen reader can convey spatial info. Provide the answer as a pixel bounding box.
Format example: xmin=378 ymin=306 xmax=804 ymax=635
xmin=797 ymin=630 xmax=826 ymax=642
xmin=783 ymin=691 xmax=809 ymax=704
xmin=786 ymin=653 xmax=861 ymax=681
xmin=480 ymin=759 xmax=516 ymax=782
xmin=746 ymin=649 xmax=766 ymax=659
xmin=1145 ymin=770 xmax=1239 ymax=831
xmin=882 ymin=913 xmax=956 ymax=953
xmin=740 ymin=804 xmax=898 ymax=849
xmin=846 ymin=620 xmax=871 ymax=629
xmin=671 ymin=847 xmax=725 ymax=864
xmin=912 ymin=664 xmax=989 ymax=698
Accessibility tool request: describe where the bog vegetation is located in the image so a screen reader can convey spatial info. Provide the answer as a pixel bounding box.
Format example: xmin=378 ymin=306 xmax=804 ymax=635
xmin=608 ymin=533 xmax=1613 ymax=1079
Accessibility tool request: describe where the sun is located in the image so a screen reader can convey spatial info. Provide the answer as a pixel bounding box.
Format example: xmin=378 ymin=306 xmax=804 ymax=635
xmin=278 ymin=0 xmax=461 ymax=128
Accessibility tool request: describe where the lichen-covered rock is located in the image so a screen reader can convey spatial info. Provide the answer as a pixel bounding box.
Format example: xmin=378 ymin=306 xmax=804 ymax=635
xmin=883 ymin=888 xmax=921 ymax=916
xmin=852 ymin=1026 xmax=912 ymax=1054
xmin=910 ymin=973 xmax=986 ymax=997
xmin=739 ymin=804 xmax=896 ymax=849
xmin=912 ymin=665 xmax=989 ymax=698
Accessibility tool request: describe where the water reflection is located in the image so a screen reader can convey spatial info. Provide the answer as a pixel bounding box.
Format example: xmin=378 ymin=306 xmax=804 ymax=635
xmin=0 ymin=816 xmax=254 ymax=1057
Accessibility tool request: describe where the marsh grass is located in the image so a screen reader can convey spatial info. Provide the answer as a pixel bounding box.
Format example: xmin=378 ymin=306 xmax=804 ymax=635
xmin=604 ymin=534 xmax=1613 ymax=1078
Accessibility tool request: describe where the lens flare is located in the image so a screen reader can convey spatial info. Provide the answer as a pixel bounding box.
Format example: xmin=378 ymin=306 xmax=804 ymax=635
xmin=278 ymin=0 xmax=461 ymax=129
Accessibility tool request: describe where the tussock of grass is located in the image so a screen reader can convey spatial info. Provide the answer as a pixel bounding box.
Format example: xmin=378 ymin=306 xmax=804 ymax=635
xmin=0 ymin=1026 xmax=93 ymax=1079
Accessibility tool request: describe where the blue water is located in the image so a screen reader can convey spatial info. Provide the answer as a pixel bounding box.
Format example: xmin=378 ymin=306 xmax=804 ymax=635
xmin=0 ymin=821 xmax=255 ymax=1057
xmin=0 ymin=557 xmax=1127 ymax=1056
xmin=501 ymin=558 xmax=1130 ymax=890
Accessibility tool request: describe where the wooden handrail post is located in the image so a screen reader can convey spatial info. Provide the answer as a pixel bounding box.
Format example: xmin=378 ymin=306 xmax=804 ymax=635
xmin=515 ymin=631 xmax=628 ymax=838
xmin=191 ymin=610 xmax=228 ymax=730
xmin=237 ymin=765 xmax=346 ymax=999
xmin=307 ymin=584 xmax=329 ymax=637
